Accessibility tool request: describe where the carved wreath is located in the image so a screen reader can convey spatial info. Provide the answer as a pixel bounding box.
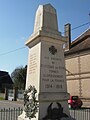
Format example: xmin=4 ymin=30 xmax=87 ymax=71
xmin=24 ymin=85 xmax=38 ymax=119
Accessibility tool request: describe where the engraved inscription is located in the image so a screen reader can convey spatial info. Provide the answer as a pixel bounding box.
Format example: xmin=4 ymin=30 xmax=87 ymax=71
xmin=29 ymin=53 xmax=37 ymax=74
xmin=41 ymin=55 xmax=65 ymax=91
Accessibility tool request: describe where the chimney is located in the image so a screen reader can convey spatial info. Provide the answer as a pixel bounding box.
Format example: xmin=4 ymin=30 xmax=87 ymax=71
xmin=64 ymin=23 xmax=71 ymax=50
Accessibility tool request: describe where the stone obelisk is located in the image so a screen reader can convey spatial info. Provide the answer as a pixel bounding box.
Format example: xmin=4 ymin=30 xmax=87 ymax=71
xmin=19 ymin=3 xmax=74 ymax=120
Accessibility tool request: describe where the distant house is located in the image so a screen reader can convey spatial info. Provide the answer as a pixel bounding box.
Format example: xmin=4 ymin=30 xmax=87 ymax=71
xmin=0 ymin=71 xmax=13 ymax=92
xmin=64 ymin=25 xmax=90 ymax=100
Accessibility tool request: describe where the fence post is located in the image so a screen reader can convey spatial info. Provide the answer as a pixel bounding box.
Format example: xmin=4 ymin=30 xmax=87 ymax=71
xmin=13 ymin=87 xmax=18 ymax=101
xmin=5 ymin=88 xmax=8 ymax=100
xmin=73 ymin=109 xmax=75 ymax=119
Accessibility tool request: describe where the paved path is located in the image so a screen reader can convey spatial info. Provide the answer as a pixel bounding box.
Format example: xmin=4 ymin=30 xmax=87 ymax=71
xmin=0 ymin=100 xmax=24 ymax=109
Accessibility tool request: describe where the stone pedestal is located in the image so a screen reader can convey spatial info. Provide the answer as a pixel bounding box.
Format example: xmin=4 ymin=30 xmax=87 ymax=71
xmin=18 ymin=3 xmax=74 ymax=120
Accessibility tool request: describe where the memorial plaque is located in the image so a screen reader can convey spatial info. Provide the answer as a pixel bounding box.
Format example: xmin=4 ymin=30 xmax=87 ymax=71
xmin=40 ymin=41 xmax=67 ymax=92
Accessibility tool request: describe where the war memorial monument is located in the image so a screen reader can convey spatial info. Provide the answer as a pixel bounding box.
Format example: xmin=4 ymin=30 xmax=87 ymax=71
xmin=18 ymin=3 xmax=74 ymax=120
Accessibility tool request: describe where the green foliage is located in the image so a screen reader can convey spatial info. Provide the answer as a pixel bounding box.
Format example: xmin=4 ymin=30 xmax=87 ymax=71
xmin=11 ymin=65 xmax=27 ymax=89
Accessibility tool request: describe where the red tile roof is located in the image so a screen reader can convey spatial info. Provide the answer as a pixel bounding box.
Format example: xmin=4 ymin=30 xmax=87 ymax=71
xmin=65 ymin=28 xmax=90 ymax=55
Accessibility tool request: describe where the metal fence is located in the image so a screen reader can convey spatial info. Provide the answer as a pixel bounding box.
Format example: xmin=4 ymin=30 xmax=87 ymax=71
xmin=0 ymin=108 xmax=90 ymax=120
xmin=0 ymin=107 xmax=23 ymax=120
xmin=70 ymin=108 xmax=90 ymax=120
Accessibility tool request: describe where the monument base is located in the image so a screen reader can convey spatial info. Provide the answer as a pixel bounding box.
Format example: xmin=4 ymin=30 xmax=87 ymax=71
xmin=18 ymin=111 xmax=38 ymax=120
xmin=18 ymin=111 xmax=29 ymax=120
xmin=60 ymin=117 xmax=75 ymax=120
xmin=18 ymin=113 xmax=75 ymax=120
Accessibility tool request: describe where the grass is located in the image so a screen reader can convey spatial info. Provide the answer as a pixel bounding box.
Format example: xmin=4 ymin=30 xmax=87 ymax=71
xmin=0 ymin=96 xmax=4 ymax=100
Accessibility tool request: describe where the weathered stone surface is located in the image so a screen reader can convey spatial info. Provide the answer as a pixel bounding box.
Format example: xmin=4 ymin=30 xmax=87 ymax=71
xmin=18 ymin=3 xmax=74 ymax=120
xmin=34 ymin=4 xmax=58 ymax=33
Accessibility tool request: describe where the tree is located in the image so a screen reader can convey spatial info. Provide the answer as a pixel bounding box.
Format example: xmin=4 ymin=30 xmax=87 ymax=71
xmin=11 ymin=65 xmax=27 ymax=89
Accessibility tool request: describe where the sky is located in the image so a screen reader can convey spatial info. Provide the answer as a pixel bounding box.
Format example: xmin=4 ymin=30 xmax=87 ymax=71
xmin=0 ymin=0 xmax=90 ymax=75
